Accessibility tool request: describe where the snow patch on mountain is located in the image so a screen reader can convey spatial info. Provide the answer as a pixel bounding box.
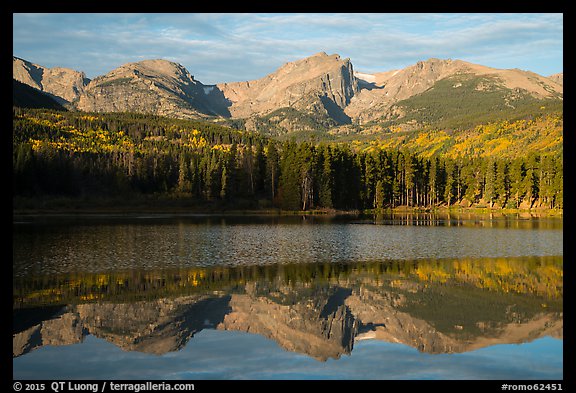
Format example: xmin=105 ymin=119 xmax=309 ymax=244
xmin=354 ymin=72 xmax=376 ymax=83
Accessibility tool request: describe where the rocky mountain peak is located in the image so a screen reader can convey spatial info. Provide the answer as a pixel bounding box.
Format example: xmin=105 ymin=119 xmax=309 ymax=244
xmin=217 ymin=52 xmax=358 ymax=123
xmin=277 ymin=52 xmax=349 ymax=76
xmin=13 ymin=56 xmax=89 ymax=104
xmin=75 ymin=58 xmax=219 ymax=118
xmin=13 ymin=57 xmax=44 ymax=90
xmin=344 ymin=57 xmax=563 ymax=125
xmin=109 ymin=59 xmax=197 ymax=84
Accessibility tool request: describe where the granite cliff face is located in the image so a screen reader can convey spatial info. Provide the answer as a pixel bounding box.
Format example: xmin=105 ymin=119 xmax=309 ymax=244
xmin=13 ymin=56 xmax=89 ymax=104
xmin=218 ymin=52 xmax=358 ymax=125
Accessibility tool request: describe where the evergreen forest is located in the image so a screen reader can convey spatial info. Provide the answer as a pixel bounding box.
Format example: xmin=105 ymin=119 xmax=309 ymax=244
xmin=13 ymin=107 xmax=563 ymax=211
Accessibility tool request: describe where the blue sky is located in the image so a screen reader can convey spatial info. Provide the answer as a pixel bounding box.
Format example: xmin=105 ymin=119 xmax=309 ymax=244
xmin=13 ymin=331 xmax=563 ymax=380
xmin=12 ymin=13 xmax=563 ymax=84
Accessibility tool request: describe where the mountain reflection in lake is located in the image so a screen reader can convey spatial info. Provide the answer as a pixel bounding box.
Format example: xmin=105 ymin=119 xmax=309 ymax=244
xmin=13 ymin=214 xmax=563 ymax=379
xmin=14 ymin=257 xmax=562 ymax=361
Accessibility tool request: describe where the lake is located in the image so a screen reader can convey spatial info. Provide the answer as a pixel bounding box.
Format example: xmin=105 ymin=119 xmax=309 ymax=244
xmin=13 ymin=212 xmax=563 ymax=380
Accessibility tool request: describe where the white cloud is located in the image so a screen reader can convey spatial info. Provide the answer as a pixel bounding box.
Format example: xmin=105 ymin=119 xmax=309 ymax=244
xmin=12 ymin=13 xmax=563 ymax=84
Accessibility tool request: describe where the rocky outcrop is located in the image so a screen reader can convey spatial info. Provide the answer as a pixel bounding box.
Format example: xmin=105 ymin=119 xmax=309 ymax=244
xmin=548 ymin=73 xmax=563 ymax=86
xmin=76 ymin=59 xmax=229 ymax=119
xmin=217 ymin=52 xmax=358 ymax=124
xmin=13 ymin=56 xmax=89 ymax=104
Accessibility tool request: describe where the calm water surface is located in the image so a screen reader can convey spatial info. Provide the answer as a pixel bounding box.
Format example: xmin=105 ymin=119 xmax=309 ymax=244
xmin=13 ymin=213 xmax=563 ymax=380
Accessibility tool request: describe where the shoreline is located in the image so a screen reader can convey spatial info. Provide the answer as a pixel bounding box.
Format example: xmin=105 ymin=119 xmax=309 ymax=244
xmin=13 ymin=196 xmax=563 ymax=218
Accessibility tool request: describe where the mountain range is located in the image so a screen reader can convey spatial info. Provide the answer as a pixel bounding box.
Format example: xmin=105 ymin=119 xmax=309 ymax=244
xmin=13 ymin=53 xmax=563 ymax=135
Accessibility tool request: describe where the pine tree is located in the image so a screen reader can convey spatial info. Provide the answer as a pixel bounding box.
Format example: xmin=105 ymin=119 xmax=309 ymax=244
xmin=496 ymin=160 xmax=510 ymax=208
xmin=279 ymin=141 xmax=301 ymax=210
xmin=428 ymin=157 xmax=439 ymax=206
xmin=375 ymin=180 xmax=385 ymax=210
xmin=524 ymin=154 xmax=540 ymax=208
xmin=265 ymin=140 xmax=280 ymax=203
xmin=539 ymin=155 xmax=561 ymax=209
xmin=484 ymin=159 xmax=498 ymax=208
xmin=298 ymin=143 xmax=316 ymax=211
xmin=360 ymin=152 xmax=373 ymax=208
xmin=552 ymin=153 xmax=563 ymax=209
xmin=318 ymin=145 xmax=334 ymax=209
xmin=189 ymin=153 xmax=201 ymax=197
xmin=379 ymin=150 xmax=394 ymax=207
xmin=254 ymin=141 xmax=266 ymax=197
xmin=227 ymin=143 xmax=238 ymax=197
xmin=393 ymin=151 xmax=404 ymax=206
xmin=509 ymin=158 xmax=526 ymax=209
xmin=405 ymin=152 xmax=416 ymax=207
xmin=177 ymin=153 xmax=191 ymax=193
xmin=14 ymin=143 xmax=35 ymax=195
xmin=220 ymin=165 xmax=229 ymax=200
xmin=444 ymin=159 xmax=456 ymax=206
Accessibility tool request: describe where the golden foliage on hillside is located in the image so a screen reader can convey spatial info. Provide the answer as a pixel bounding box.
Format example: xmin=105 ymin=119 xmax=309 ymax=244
xmin=361 ymin=114 xmax=562 ymax=158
